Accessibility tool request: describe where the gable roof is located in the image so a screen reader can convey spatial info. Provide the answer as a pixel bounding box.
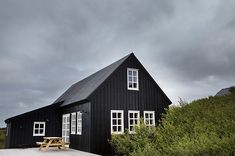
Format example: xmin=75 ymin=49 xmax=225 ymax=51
xmin=54 ymin=53 xmax=132 ymax=107
xmin=215 ymin=86 xmax=235 ymax=96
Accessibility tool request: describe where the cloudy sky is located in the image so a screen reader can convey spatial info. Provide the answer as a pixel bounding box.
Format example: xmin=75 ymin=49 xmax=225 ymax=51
xmin=0 ymin=0 xmax=234 ymax=127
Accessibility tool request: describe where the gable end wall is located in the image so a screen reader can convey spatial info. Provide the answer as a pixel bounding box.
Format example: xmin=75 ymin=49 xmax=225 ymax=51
xmin=88 ymin=55 xmax=171 ymax=155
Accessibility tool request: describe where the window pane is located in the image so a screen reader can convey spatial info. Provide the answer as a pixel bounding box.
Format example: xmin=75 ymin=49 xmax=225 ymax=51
xmin=112 ymin=113 xmax=116 ymax=118
xmin=134 ymin=113 xmax=138 ymax=118
xmin=133 ymin=71 xmax=137 ymax=76
xmin=135 ymin=120 xmax=138 ymax=124
xmin=145 ymin=113 xmax=149 ymax=118
xmin=130 ymin=120 xmax=133 ymax=125
xmin=35 ymin=124 xmax=39 ymax=128
xmin=133 ymin=77 xmax=137 ymax=82
xmin=118 ymin=113 xmax=121 ymax=118
xmin=130 ymin=113 xmax=133 ymax=118
xmin=129 ymin=76 xmax=132 ymax=81
xmin=150 ymin=113 xmax=153 ymax=118
xmin=129 ymin=83 xmax=133 ymax=88
xmin=118 ymin=119 xmax=121 ymax=125
xmin=118 ymin=126 xmax=121 ymax=131
xmin=113 ymin=119 xmax=116 ymax=125
xmin=150 ymin=120 xmax=153 ymax=125
xmin=130 ymin=126 xmax=133 ymax=131
xmin=128 ymin=70 xmax=132 ymax=76
xmin=40 ymin=129 xmax=43 ymax=134
xmin=113 ymin=126 xmax=117 ymax=132
xmin=35 ymin=129 xmax=39 ymax=134
xmin=77 ymin=113 xmax=82 ymax=119
xmin=133 ymin=83 xmax=137 ymax=88
xmin=146 ymin=119 xmax=149 ymax=124
xmin=40 ymin=124 xmax=44 ymax=128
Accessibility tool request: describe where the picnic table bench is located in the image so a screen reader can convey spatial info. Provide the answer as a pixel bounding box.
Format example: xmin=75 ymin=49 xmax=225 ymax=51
xmin=36 ymin=137 xmax=70 ymax=150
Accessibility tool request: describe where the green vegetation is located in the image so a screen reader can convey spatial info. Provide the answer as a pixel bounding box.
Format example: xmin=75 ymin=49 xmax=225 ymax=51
xmin=110 ymin=89 xmax=235 ymax=156
xmin=0 ymin=128 xmax=6 ymax=149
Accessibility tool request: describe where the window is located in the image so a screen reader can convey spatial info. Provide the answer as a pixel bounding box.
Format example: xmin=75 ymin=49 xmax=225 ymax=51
xmin=111 ymin=110 xmax=124 ymax=134
xmin=77 ymin=112 xmax=82 ymax=135
xmin=127 ymin=68 xmax=139 ymax=90
xmin=128 ymin=111 xmax=140 ymax=133
xmin=71 ymin=113 xmax=76 ymax=134
xmin=144 ymin=111 xmax=155 ymax=128
xmin=33 ymin=122 xmax=45 ymax=136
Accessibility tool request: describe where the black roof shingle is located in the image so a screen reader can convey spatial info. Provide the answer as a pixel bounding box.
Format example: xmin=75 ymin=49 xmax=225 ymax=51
xmin=54 ymin=53 xmax=132 ymax=107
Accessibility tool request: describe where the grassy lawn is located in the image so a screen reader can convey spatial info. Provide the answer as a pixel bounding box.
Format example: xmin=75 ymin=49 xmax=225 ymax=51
xmin=0 ymin=128 xmax=6 ymax=149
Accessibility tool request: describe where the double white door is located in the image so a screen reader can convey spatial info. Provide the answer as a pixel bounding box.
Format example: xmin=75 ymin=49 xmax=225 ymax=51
xmin=62 ymin=114 xmax=70 ymax=143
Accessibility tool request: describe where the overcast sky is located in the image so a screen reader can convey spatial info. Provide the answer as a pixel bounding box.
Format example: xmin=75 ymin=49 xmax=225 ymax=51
xmin=0 ymin=0 xmax=234 ymax=127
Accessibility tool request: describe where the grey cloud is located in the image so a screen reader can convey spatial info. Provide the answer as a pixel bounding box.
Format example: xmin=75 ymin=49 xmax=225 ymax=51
xmin=0 ymin=0 xmax=235 ymax=127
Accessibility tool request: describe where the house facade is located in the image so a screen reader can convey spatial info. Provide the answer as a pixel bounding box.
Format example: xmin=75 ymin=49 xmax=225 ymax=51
xmin=5 ymin=53 xmax=171 ymax=155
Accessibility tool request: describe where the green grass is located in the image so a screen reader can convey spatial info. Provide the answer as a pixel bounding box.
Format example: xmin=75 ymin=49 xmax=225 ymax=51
xmin=0 ymin=128 xmax=6 ymax=149
xmin=110 ymin=89 xmax=235 ymax=156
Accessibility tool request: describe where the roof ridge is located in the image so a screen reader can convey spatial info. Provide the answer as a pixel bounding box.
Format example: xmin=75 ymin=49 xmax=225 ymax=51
xmin=73 ymin=53 xmax=132 ymax=86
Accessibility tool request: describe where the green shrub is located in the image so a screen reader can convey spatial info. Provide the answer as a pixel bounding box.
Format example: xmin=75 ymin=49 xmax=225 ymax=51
xmin=0 ymin=128 xmax=6 ymax=149
xmin=110 ymin=92 xmax=235 ymax=156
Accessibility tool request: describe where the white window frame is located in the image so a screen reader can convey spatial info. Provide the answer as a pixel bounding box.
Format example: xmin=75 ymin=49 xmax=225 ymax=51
xmin=71 ymin=112 xmax=76 ymax=134
xmin=77 ymin=112 xmax=82 ymax=135
xmin=144 ymin=111 xmax=155 ymax=128
xmin=128 ymin=110 xmax=140 ymax=134
xmin=127 ymin=68 xmax=139 ymax=91
xmin=33 ymin=122 xmax=45 ymax=136
xmin=111 ymin=110 xmax=124 ymax=134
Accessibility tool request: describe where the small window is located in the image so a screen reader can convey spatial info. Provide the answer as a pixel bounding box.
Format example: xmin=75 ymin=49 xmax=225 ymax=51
xmin=128 ymin=111 xmax=140 ymax=133
xmin=77 ymin=112 xmax=82 ymax=135
xmin=71 ymin=113 xmax=76 ymax=134
xmin=144 ymin=111 xmax=155 ymax=128
xmin=127 ymin=68 xmax=139 ymax=90
xmin=33 ymin=122 xmax=45 ymax=136
xmin=111 ymin=110 xmax=124 ymax=134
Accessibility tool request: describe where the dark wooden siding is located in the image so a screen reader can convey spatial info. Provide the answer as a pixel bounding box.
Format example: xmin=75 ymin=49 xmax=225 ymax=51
xmin=61 ymin=102 xmax=91 ymax=152
xmin=6 ymin=104 xmax=61 ymax=148
xmin=88 ymin=55 xmax=171 ymax=155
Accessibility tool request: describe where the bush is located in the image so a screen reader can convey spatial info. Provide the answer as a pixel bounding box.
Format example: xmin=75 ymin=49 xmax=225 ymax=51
xmin=109 ymin=119 xmax=156 ymax=155
xmin=110 ymin=92 xmax=235 ymax=156
xmin=0 ymin=128 xmax=6 ymax=149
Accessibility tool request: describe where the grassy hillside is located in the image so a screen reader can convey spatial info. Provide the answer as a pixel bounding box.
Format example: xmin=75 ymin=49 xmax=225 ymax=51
xmin=110 ymin=89 xmax=235 ymax=156
xmin=0 ymin=128 xmax=6 ymax=149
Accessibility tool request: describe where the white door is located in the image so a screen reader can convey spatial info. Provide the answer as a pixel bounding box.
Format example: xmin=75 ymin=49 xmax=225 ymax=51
xmin=62 ymin=114 xmax=70 ymax=143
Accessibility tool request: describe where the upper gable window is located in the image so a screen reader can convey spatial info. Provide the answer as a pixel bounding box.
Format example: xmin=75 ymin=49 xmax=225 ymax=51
xmin=127 ymin=68 xmax=139 ymax=90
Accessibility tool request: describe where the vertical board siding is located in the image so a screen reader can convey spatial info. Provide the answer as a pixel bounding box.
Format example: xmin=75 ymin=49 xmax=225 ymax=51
xmin=7 ymin=104 xmax=61 ymax=148
xmin=61 ymin=102 xmax=91 ymax=152
xmin=88 ymin=55 xmax=171 ymax=155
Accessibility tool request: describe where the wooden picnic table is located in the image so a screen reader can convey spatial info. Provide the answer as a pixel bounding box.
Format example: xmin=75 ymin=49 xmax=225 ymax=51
xmin=36 ymin=137 xmax=69 ymax=150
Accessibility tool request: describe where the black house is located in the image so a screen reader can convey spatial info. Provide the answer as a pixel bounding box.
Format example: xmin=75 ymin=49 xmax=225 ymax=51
xmin=5 ymin=53 xmax=171 ymax=155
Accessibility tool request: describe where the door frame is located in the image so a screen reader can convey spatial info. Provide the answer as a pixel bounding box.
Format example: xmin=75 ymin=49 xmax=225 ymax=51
xmin=62 ymin=114 xmax=70 ymax=143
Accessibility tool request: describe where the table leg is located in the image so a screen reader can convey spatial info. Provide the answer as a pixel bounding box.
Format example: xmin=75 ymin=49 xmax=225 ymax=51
xmin=45 ymin=140 xmax=53 ymax=151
